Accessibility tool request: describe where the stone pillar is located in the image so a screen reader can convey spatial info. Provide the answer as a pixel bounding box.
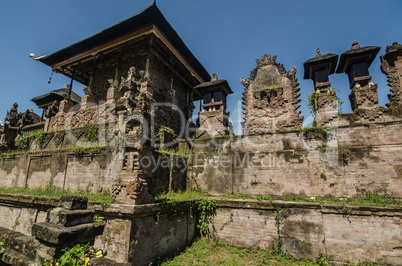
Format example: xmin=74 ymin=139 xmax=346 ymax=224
xmin=314 ymin=89 xmax=339 ymax=127
xmin=58 ymin=100 xmax=74 ymax=115
xmin=81 ymin=95 xmax=97 ymax=108
xmin=112 ymin=148 xmax=155 ymax=205
xmin=336 ymin=41 xmax=382 ymax=121
xmin=106 ymin=86 xmax=119 ymax=105
xmin=196 ymin=109 xmax=230 ymax=139
xmin=349 ymin=82 xmax=379 ymax=110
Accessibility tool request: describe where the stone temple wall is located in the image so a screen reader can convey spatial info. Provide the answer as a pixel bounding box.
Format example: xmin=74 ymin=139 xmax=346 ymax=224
xmin=189 ymin=50 xmax=402 ymax=200
xmin=0 ymin=194 xmax=399 ymax=265
xmin=190 ymin=119 xmax=402 ymax=199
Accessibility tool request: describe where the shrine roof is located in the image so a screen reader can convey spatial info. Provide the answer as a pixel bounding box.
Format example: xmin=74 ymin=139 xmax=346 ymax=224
xmin=37 ymin=3 xmax=210 ymax=82
xmin=336 ymin=46 xmax=380 ymax=74
xmin=193 ymin=79 xmax=233 ymax=100
xmin=31 ymin=88 xmax=82 ymax=107
xmin=303 ymin=53 xmax=339 ymax=80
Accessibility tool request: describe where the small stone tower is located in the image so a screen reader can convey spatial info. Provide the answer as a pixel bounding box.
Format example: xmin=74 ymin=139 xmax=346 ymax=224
xmin=195 ymin=74 xmax=233 ymax=138
xmin=303 ymin=49 xmax=339 ymax=127
xmin=336 ymin=41 xmax=381 ymax=120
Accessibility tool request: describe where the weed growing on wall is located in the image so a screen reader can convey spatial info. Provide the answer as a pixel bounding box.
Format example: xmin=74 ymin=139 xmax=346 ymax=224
xmin=304 ymin=87 xmax=343 ymax=115
xmin=87 ymin=124 xmax=97 ymax=142
xmin=0 ymin=235 xmax=5 ymax=255
xmin=31 ymin=130 xmax=46 ymax=144
xmin=197 ymin=198 xmax=217 ymax=232
xmin=93 ymin=214 xmax=104 ymax=222
xmin=274 ymin=208 xmax=282 ymax=254
xmin=14 ymin=132 xmax=30 ymax=150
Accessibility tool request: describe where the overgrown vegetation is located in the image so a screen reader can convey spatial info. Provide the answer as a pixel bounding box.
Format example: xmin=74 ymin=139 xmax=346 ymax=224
xmin=86 ymin=124 xmax=97 ymax=142
xmin=156 ymin=148 xmax=190 ymax=159
xmin=158 ymin=125 xmax=177 ymax=138
xmin=93 ymin=214 xmax=104 ymax=222
xmin=159 ymin=238 xmax=321 ymax=265
xmin=0 ymin=234 xmax=5 ymax=255
xmin=31 ymin=130 xmax=46 ymax=144
xmin=155 ymin=190 xmax=216 ymax=234
xmin=304 ymin=87 xmax=343 ymax=115
xmin=0 ymin=182 xmax=114 ymax=203
xmin=274 ymin=208 xmax=282 ymax=253
xmin=14 ymin=132 xmax=30 ymax=150
xmin=197 ymin=198 xmax=217 ymax=232
xmin=0 ymin=144 xmax=106 ymax=159
xmin=157 ymin=190 xmax=401 ymax=208
xmin=44 ymin=243 xmax=107 ymax=266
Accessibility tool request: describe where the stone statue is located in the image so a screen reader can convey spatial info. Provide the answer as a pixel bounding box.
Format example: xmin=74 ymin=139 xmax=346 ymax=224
xmin=316 ymin=48 xmax=322 ymax=57
xmin=83 ymin=87 xmax=93 ymax=96
xmin=5 ymin=103 xmax=20 ymax=127
xmin=0 ymin=124 xmax=6 ymax=148
xmin=351 ymin=41 xmax=360 ymax=49
xmin=46 ymin=100 xmax=60 ymax=118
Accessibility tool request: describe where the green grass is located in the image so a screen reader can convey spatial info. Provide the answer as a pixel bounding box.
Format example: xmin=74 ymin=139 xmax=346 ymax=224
xmin=156 ymin=190 xmax=212 ymax=202
xmin=0 ymin=144 xmax=106 ymax=158
xmin=0 ymin=183 xmax=114 ymax=203
xmin=158 ymin=238 xmax=320 ymax=265
xmin=156 ymin=190 xmax=400 ymax=208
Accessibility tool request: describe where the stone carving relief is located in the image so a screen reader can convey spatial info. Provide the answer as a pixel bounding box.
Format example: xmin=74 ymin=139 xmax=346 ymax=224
xmin=241 ymin=54 xmax=303 ymax=134
xmin=381 ymin=53 xmax=401 ymax=107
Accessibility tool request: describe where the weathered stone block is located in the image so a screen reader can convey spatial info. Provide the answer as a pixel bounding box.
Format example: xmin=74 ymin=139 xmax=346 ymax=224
xmin=59 ymin=196 xmax=88 ymax=210
xmin=46 ymin=207 xmax=94 ymax=227
xmin=32 ymin=222 xmax=104 ymax=245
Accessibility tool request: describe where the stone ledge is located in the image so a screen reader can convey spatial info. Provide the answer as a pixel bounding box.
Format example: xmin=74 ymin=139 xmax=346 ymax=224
xmin=88 ymin=200 xmax=195 ymax=217
xmin=215 ymin=199 xmax=401 ymax=216
xmin=0 ymin=193 xmax=59 ymax=208
xmin=1 ymin=248 xmax=36 ymax=266
xmin=46 ymin=207 xmax=94 ymax=227
xmin=32 ymin=222 xmax=105 ymax=245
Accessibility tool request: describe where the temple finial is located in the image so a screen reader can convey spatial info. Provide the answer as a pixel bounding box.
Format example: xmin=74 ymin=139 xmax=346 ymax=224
xmin=351 ymin=41 xmax=360 ymax=49
xmin=153 ymin=0 xmax=156 ymax=5
xmin=316 ymin=48 xmax=321 ymax=57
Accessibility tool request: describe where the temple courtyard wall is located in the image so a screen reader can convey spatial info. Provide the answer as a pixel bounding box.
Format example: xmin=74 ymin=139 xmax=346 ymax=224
xmin=0 ymin=194 xmax=399 ymax=265
xmin=190 ymin=119 xmax=402 ymax=199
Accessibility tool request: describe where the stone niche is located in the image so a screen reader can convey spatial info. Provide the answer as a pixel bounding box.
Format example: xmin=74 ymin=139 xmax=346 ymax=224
xmin=242 ymin=54 xmax=303 ymax=135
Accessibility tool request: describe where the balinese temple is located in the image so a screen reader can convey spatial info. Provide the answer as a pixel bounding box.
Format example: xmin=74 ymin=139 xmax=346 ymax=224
xmin=30 ymin=2 xmax=210 ymax=134
xmin=27 ymin=2 xmax=214 ymax=205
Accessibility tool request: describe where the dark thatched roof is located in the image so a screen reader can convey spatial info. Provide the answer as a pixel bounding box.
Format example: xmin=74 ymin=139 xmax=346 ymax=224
xmin=37 ymin=3 xmax=210 ymax=82
xmin=31 ymin=88 xmax=81 ymax=107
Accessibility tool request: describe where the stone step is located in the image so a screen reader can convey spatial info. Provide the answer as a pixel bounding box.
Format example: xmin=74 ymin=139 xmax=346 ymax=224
xmin=4 ymin=233 xmax=36 ymax=260
xmin=1 ymin=247 xmax=36 ymax=266
xmin=46 ymin=207 xmax=94 ymax=227
xmin=32 ymin=222 xmax=105 ymax=245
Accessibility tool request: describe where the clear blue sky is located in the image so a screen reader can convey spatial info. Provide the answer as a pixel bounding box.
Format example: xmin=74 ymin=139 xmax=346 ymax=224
xmin=1 ymin=0 xmax=401 ymax=134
